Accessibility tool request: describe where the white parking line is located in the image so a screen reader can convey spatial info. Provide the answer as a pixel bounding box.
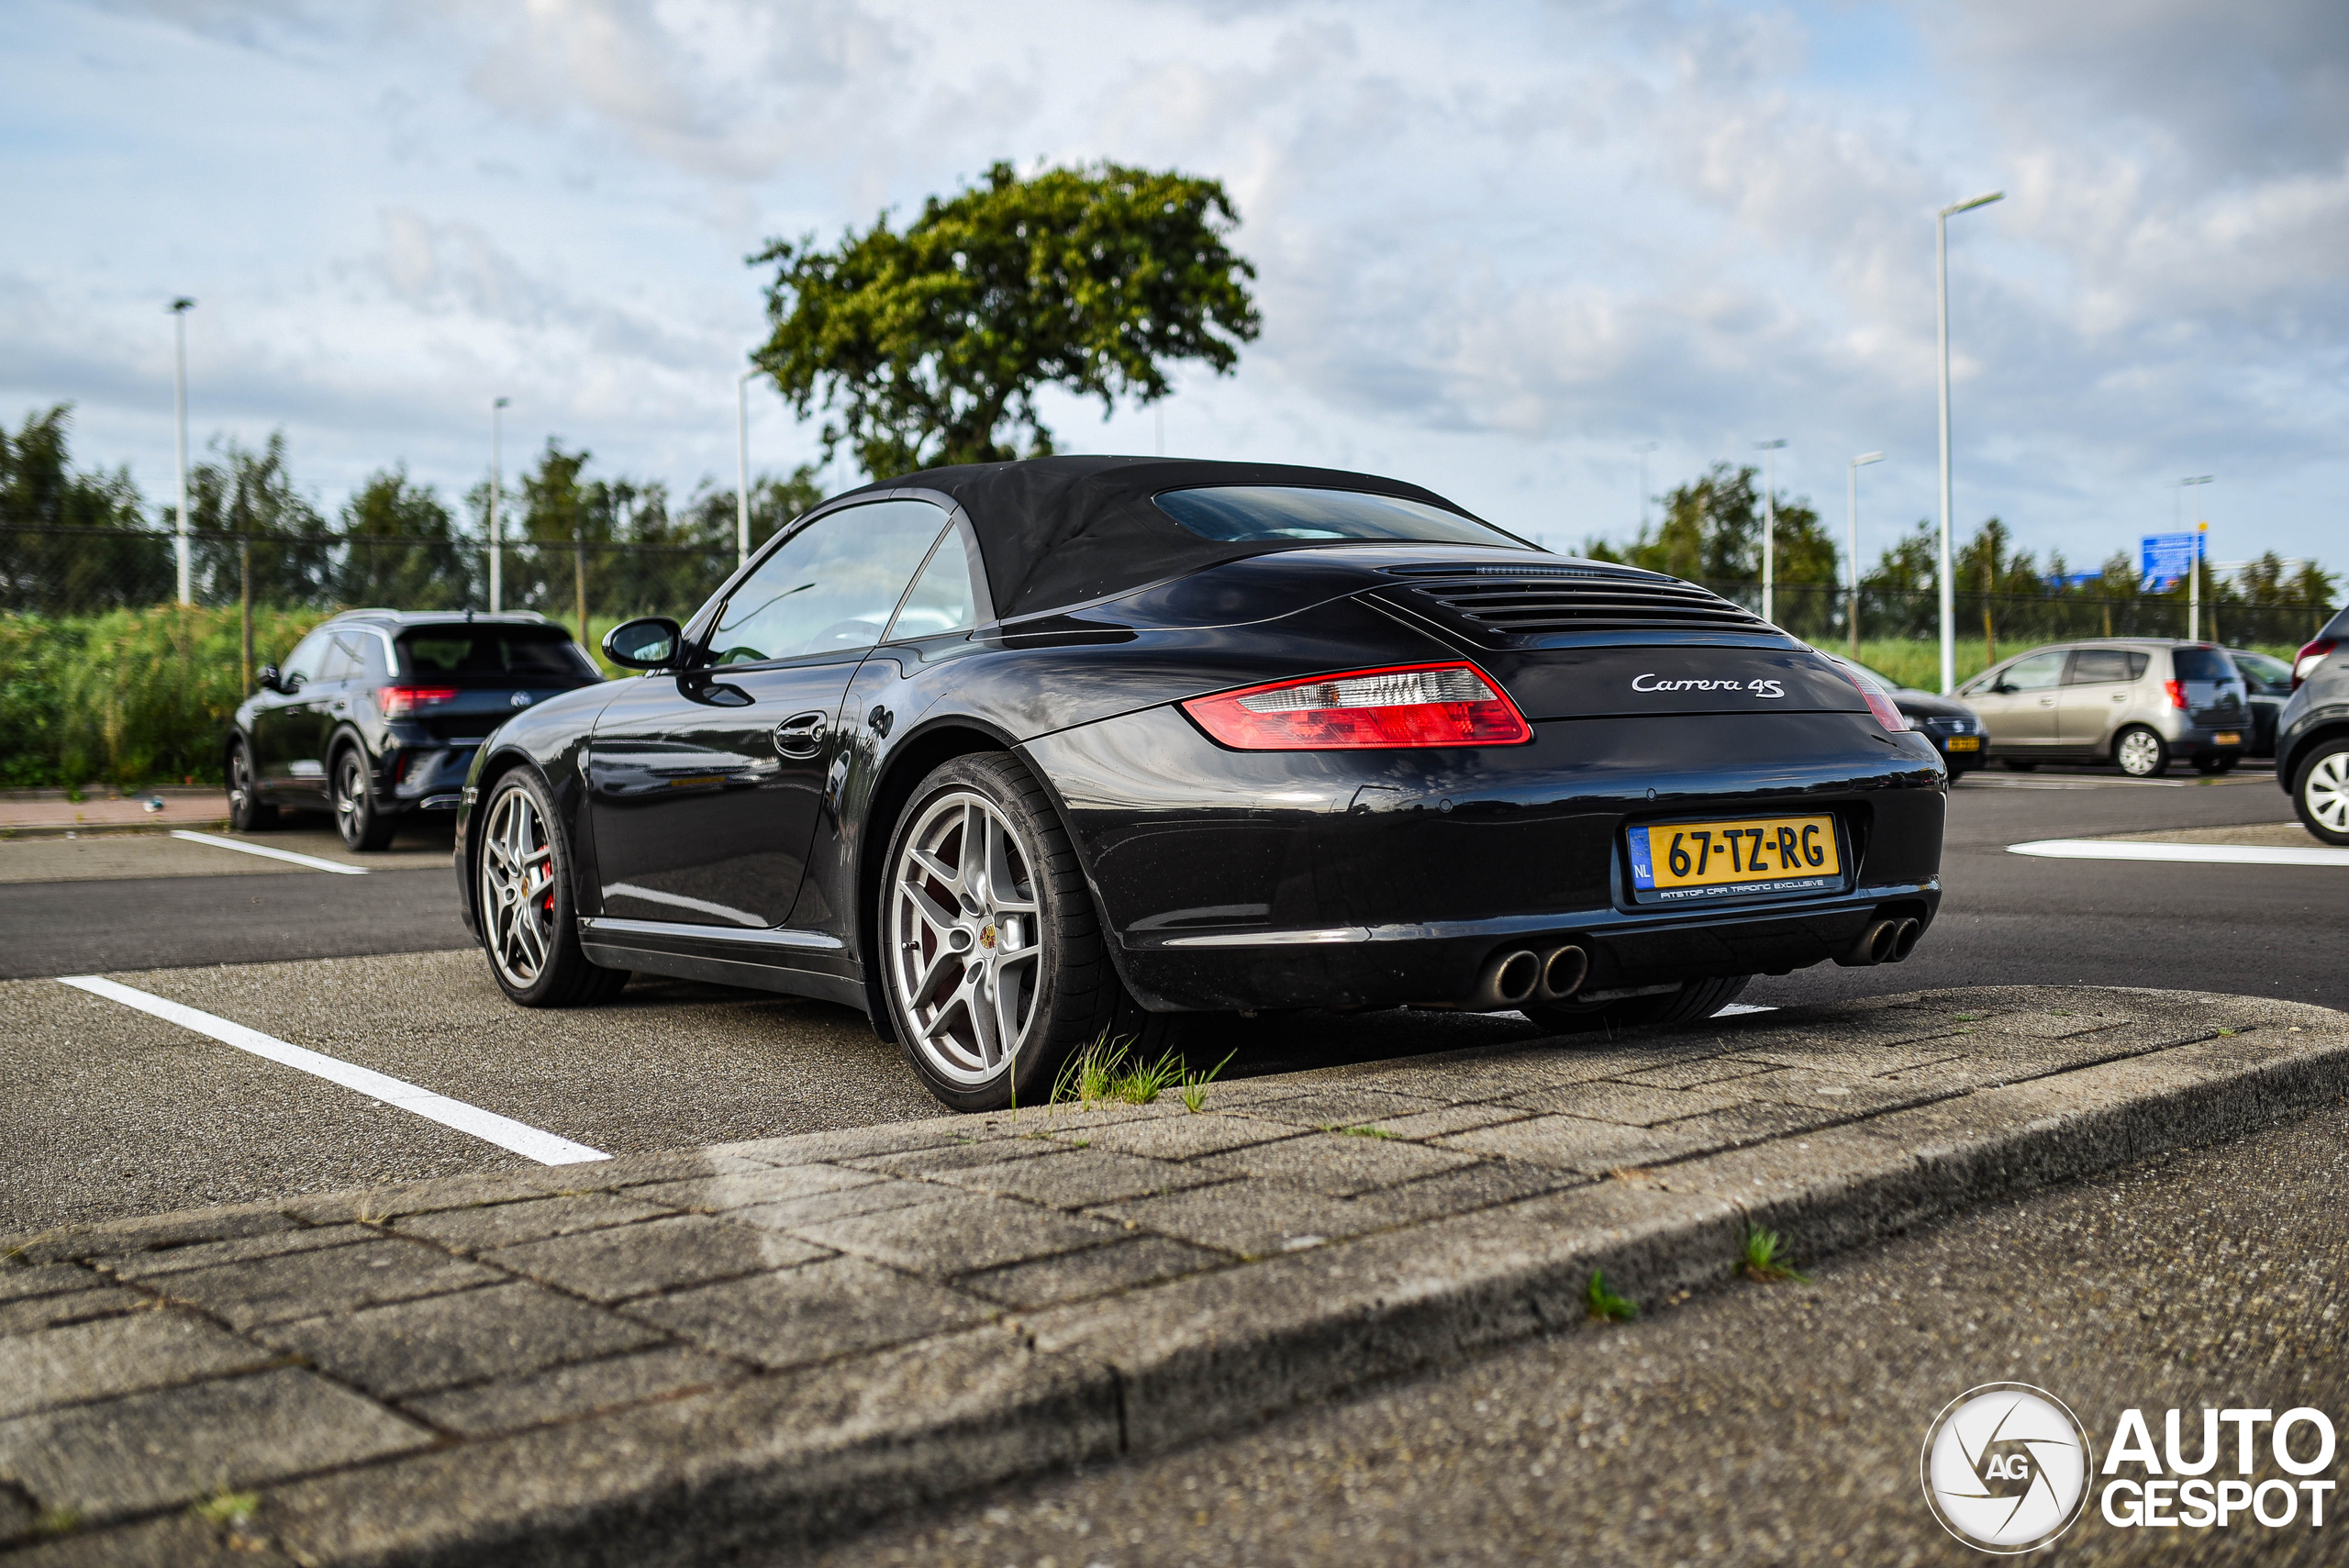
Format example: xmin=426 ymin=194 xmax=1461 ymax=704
xmin=2008 ymin=839 xmax=2349 ymax=868
xmin=58 ymin=975 xmax=608 ymax=1166
xmin=170 ymin=829 xmax=369 ymax=875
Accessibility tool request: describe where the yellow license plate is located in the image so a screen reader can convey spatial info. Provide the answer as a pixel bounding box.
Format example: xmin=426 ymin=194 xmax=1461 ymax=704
xmin=2214 ymin=733 xmax=2241 ymax=747
xmin=1628 ymin=816 xmax=1842 ymax=902
xmin=1946 ymin=735 xmax=1981 ymax=751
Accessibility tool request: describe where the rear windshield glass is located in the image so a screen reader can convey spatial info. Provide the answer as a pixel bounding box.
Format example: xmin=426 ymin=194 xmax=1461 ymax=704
xmin=398 ymin=627 xmax=596 ymax=683
xmin=2171 ymin=648 xmax=2235 ymax=683
xmin=1152 ymin=485 xmax=1528 ymax=549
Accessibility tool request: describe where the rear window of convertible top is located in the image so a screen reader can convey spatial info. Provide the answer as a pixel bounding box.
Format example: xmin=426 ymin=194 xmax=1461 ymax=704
xmin=1152 ymin=485 xmax=1529 ymax=550
xmin=398 ymin=627 xmax=594 ymax=683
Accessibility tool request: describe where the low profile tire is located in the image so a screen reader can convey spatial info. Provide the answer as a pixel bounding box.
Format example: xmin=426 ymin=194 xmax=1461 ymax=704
xmin=881 ymin=752 xmax=1147 ymax=1112
xmin=2294 ymin=740 xmax=2349 ymax=846
xmin=226 ymin=740 xmax=276 ymax=832
xmin=332 ymin=746 xmax=398 ymax=851
xmin=2114 ymin=726 xmax=2169 ymax=779
xmin=1999 ymin=757 xmax=2038 ymax=772
xmin=476 ymin=769 xmax=629 ymax=1006
xmin=1521 ymin=974 xmax=1752 ymax=1036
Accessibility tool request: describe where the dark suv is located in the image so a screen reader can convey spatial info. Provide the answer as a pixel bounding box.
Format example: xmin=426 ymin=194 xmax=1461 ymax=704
xmin=227 ymin=611 xmax=603 ymax=850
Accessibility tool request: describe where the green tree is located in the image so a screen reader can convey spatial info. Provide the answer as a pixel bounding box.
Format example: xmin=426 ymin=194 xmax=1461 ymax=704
xmin=337 ymin=466 xmax=473 ymax=611
xmin=0 ymin=405 xmax=170 ymax=613
xmin=752 ymin=161 xmax=1262 ymax=478
xmin=1618 ymin=462 xmax=1838 ymax=634
xmin=186 ymin=433 xmax=332 ymax=608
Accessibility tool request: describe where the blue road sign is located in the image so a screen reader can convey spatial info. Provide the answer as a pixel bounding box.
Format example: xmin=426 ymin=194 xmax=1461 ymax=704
xmin=2141 ymin=531 xmax=2204 ymax=590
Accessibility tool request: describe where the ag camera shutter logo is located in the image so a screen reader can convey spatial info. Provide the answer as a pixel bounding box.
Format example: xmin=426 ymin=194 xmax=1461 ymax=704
xmin=1920 ymin=1384 xmax=2093 ymax=1552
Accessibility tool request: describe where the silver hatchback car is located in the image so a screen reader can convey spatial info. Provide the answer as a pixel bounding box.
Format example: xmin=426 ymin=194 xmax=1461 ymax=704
xmin=1957 ymin=640 xmax=2249 ymax=777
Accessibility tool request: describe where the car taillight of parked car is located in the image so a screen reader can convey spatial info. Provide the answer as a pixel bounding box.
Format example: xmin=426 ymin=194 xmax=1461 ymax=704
xmin=1832 ymin=665 xmax=1909 ymax=733
xmin=1182 ymin=662 xmax=1531 ymax=750
xmin=2294 ymin=639 xmax=2338 ymax=690
xmin=2164 ymin=679 xmax=2188 ymax=710
xmin=379 ymin=685 xmax=460 ymax=718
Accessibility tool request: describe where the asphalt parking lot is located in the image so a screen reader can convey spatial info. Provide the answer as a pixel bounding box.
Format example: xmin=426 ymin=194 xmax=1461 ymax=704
xmin=3 ymin=763 xmax=2338 ymax=1239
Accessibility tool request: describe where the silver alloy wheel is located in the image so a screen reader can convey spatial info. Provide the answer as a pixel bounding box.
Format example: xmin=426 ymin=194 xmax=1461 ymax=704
xmin=229 ymin=746 xmax=254 ymax=817
xmin=334 ymin=751 xmax=366 ymax=842
xmin=479 ymin=784 xmax=558 ymax=988
xmin=887 ymin=790 xmax=1043 ymax=1086
xmin=2306 ymin=751 xmax=2349 ymax=833
xmin=2116 ymin=729 xmax=2163 ymax=777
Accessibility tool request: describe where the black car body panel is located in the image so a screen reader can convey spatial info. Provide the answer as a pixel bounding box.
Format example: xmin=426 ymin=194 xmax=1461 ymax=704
xmin=2277 ymin=608 xmax=2349 ymax=792
xmin=452 ymin=456 xmax=1946 ymax=1037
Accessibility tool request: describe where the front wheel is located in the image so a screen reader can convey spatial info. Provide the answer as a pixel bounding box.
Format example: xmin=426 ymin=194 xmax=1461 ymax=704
xmin=2114 ymin=726 xmax=2169 ymax=778
xmin=227 ymin=740 xmax=277 ymax=832
xmin=881 ymin=752 xmax=1140 ymax=1111
xmin=2294 ymin=740 xmax=2349 ymax=846
xmin=476 ymin=769 xmax=629 ymax=1006
xmin=1522 ymin=974 xmax=1752 ymax=1036
xmin=333 ymin=747 xmax=397 ymax=851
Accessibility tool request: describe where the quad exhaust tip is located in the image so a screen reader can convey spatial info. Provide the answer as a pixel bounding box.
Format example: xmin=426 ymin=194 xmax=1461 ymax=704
xmin=1466 ymin=943 xmax=1588 ymax=1010
xmin=1837 ymin=916 xmax=1922 ymax=968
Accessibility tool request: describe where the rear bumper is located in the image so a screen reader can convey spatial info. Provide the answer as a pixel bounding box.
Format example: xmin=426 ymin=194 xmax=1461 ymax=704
xmin=1020 ymin=705 xmax=1947 ymax=1013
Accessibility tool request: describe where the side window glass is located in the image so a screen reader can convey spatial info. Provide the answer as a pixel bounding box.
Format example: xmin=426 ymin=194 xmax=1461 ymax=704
xmin=2125 ymin=652 xmax=2149 ymax=682
xmin=2067 ymin=650 xmax=2131 ymax=685
xmin=2004 ymin=651 xmax=2067 ymax=691
xmin=280 ymin=629 xmax=331 ymax=686
xmin=317 ymin=635 xmax=363 ymax=684
xmin=885 ymin=527 xmax=984 ymax=641
xmin=706 ymin=501 xmax=946 ymax=665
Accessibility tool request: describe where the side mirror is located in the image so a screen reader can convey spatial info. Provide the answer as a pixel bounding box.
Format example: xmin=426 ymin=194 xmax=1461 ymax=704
xmin=257 ymin=664 xmax=284 ymax=695
xmin=602 ymin=617 xmax=684 ymax=670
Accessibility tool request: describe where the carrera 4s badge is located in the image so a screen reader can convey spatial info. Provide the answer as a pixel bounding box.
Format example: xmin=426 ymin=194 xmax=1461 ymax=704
xmin=1632 ymin=673 xmax=1787 ymax=697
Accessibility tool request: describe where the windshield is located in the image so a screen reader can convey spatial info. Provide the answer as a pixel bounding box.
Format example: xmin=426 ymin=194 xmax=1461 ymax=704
xmin=397 ymin=627 xmax=597 ymax=684
xmin=1153 ymin=485 xmax=1531 ymax=550
xmin=2230 ymin=651 xmax=2290 ymax=690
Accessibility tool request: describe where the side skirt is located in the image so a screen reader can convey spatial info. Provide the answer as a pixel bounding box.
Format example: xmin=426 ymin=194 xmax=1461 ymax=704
xmin=577 ymin=916 xmax=869 ymax=1015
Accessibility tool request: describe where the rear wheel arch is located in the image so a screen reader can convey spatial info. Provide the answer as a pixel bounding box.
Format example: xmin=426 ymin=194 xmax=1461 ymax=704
xmin=856 ymin=723 xmax=1014 ymax=1040
xmin=2281 ymin=719 xmax=2349 ymax=794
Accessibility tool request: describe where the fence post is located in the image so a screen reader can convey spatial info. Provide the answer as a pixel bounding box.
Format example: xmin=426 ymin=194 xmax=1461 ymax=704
xmin=574 ymin=532 xmax=588 ymax=651
xmin=239 ymin=529 xmax=253 ymax=695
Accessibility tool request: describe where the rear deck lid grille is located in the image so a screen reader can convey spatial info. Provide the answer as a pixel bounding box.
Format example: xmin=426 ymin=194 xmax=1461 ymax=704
xmin=1377 ymin=562 xmax=1768 ymax=639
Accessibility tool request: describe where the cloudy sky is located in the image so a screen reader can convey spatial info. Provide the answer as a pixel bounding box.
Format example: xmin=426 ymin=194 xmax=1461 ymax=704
xmin=6 ymin=0 xmax=2345 ymax=573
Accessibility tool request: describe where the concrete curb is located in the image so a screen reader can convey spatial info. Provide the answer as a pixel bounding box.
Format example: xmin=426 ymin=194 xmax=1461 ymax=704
xmin=4 ymin=985 xmax=2344 ymax=1565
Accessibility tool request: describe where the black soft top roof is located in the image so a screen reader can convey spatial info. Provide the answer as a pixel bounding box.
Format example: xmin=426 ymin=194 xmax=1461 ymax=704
xmin=826 ymin=455 xmax=1488 ymax=620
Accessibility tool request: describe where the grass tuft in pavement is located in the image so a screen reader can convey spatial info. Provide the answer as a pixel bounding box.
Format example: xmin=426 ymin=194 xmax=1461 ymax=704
xmin=1738 ymin=1222 xmax=1810 ymax=1284
xmin=1324 ymin=1123 xmax=1397 ymax=1139
xmin=1178 ymin=1050 xmax=1235 ymax=1113
xmin=192 ymin=1488 xmax=260 ymax=1528
xmin=34 ymin=1507 xmax=82 ymax=1536
xmin=1585 ymin=1269 xmax=1638 ymax=1322
xmin=1052 ymin=1036 xmax=1191 ymax=1108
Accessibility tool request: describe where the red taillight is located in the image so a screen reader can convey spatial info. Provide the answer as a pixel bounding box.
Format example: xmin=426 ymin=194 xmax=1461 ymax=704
xmin=380 ymin=685 xmax=459 ymax=719
xmin=1834 ymin=664 xmax=1909 ymax=732
xmin=2164 ymin=679 xmax=2188 ymax=711
xmin=2294 ymin=639 xmax=2337 ymax=690
xmin=1181 ymin=662 xmax=1531 ymax=751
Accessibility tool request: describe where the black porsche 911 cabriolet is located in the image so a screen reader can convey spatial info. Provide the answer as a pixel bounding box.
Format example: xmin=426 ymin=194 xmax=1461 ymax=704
xmin=456 ymin=456 xmax=1945 ymax=1110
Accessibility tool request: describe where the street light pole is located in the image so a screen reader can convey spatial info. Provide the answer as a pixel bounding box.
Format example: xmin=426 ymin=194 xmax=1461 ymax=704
xmin=489 ymin=397 xmax=509 ymax=613
xmin=170 ymin=298 xmax=195 ymax=605
xmin=1937 ymin=190 xmax=2003 ymax=695
xmin=2178 ymin=474 xmax=2214 ymax=640
xmin=1636 ymin=442 xmax=1658 ymax=536
xmin=1755 ymin=439 xmax=1786 ymax=625
xmin=1847 ymin=451 xmax=1885 ymax=657
xmin=736 ymin=369 xmax=757 ymax=570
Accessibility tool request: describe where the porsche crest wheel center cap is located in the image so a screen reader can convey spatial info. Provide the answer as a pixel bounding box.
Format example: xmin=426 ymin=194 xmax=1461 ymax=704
xmin=979 ymin=925 xmax=996 ymax=950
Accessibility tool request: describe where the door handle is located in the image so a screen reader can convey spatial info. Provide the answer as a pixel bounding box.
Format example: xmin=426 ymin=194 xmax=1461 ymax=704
xmin=773 ymin=711 xmax=828 ymax=759
xmin=2038 ymin=697 xmax=2054 ymax=706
